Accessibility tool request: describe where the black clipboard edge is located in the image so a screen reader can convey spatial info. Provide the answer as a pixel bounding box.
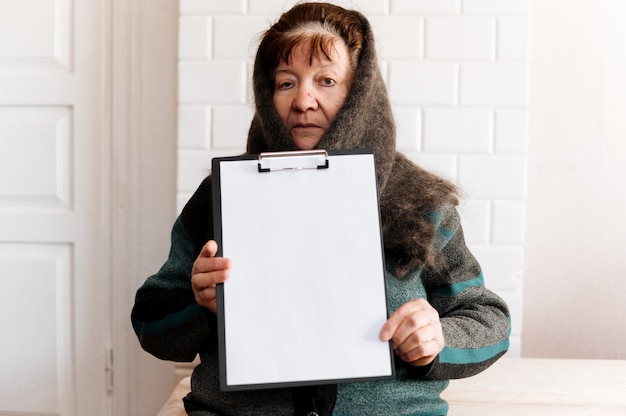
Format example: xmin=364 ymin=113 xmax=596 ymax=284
xmin=211 ymin=148 xmax=395 ymax=392
xmin=221 ymin=373 xmax=394 ymax=393
xmin=211 ymin=153 xmax=259 ymax=393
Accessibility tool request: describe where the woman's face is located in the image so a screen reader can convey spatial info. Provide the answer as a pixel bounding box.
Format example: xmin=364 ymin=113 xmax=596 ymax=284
xmin=273 ymin=39 xmax=353 ymax=150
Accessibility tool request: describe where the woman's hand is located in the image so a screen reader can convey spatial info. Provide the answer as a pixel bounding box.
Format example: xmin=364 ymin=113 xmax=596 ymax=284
xmin=191 ymin=240 xmax=231 ymax=313
xmin=379 ymin=298 xmax=444 ymax=368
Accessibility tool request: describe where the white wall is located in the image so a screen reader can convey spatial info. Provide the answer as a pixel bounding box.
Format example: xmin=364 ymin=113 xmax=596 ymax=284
xmin=177 ymin=0 xmax=531 ymax=356
xmin=523 ymin=0 xmax=626 ymax=359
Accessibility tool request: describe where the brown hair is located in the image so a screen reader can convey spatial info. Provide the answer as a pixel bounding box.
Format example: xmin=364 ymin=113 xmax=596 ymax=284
xmin=257 ymin=2 xmax=365 ymax=79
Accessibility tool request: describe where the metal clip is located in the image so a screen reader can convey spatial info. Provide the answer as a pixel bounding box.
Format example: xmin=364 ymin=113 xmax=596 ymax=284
xmin=258 ymin=150 xmax=329 ymax=172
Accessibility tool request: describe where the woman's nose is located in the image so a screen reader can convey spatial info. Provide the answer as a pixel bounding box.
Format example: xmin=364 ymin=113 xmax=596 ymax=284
xmin=293 ymin=86 xmax=318 ymax=111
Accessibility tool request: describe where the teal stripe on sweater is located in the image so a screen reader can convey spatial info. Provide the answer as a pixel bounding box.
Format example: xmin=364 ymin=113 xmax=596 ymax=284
xmin=428 ymin=210 xmax=455 ymax=252
xmin=132 ymin=302 xmax=203 ymax=336
xmin=438 ymin=225 xmax=454 ymax=243
xmin=432 ymin=272 xmax=484 ymax=297
xmin=439 ymin=338 xmax=510 ymax=365
xmin=427 ymin=210 xmax=443 ymax=226
xmin=335 ymin=408 xmax=447 ymax=416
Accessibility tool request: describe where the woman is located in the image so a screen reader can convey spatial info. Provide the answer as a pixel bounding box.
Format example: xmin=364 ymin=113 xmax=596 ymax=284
xmin=132 ymin=3 xmax=510 ymax=415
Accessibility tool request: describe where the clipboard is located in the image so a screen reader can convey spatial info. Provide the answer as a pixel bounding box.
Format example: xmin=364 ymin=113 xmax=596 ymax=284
xmin=212 ymin=149 xmax=394 ymax=391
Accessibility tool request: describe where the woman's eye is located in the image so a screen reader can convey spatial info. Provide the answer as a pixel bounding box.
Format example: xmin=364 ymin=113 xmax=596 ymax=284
xmin=320 ymin=78 xmax=336 ymax=86
xmin=276 ymin=80 xmax=294 ymax=90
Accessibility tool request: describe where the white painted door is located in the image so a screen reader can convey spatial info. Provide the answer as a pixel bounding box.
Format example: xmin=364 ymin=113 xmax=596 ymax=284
xmin=0 ymin=0 xmax=110 ymax=414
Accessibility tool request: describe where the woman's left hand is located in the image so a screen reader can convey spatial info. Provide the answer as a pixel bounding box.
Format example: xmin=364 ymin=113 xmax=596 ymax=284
xmin=379 ymin=298 xmax=444 ymax=367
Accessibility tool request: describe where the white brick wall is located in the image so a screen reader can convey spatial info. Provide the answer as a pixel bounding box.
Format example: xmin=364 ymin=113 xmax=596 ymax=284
xmin=425 ymin=17 xmax=495 ymax=60
xmin=177 ymin=0 xmax=530 ymax=357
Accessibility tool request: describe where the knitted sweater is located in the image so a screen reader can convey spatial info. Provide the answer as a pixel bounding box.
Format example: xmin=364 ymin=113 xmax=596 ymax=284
xmin=131 ymin=180 xmax=510 ymax=415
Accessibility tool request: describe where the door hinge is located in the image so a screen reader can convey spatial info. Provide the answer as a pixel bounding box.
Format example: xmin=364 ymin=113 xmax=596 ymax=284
xmin=105 ymin=347 xmax=114 ymax=393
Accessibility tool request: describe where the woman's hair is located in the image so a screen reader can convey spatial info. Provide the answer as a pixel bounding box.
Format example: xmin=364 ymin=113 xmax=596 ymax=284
xmin=257 ymin=2 xmax=365 ymax=79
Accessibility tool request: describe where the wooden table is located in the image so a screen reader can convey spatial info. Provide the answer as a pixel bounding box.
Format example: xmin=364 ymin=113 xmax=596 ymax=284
xmin=158 ymin=358 xmax=626 ymax=415
xmin=442 ymin=358 xmax=626 ymax=415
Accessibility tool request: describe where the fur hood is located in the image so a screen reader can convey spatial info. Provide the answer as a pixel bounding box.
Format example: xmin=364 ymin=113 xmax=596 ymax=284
xmin=246 ymin=8 xmax=458 ymax=277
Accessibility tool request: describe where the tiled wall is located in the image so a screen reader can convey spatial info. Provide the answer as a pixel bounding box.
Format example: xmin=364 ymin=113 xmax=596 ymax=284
xmin=178 ymin=0 xmax=529 ymax=356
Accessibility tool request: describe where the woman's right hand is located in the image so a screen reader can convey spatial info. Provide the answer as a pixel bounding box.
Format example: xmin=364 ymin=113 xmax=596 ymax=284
xmin=191 ymin=240 xmax=231 ymax=313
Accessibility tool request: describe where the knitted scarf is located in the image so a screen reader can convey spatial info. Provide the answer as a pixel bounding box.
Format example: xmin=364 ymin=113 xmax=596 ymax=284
xmin=246 ymin=8 xmax=458 ymax=278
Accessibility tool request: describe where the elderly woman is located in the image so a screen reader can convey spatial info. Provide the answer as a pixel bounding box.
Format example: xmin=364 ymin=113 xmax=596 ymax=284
xmin=132 ymin=3 xmax=510 ymax=415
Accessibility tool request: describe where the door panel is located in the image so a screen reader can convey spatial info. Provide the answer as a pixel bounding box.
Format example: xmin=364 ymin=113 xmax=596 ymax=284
xmin=0 ymin=0 xmax=71 ymax=71
xmin=0 ymin=243 xmax=73 ymax=414
xmin=0 ymin=106 xmax=72 ymax=210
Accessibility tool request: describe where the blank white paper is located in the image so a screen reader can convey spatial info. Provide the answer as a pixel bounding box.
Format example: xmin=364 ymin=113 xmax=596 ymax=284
xmin=215 ymin=151 xmax=393 ymax=390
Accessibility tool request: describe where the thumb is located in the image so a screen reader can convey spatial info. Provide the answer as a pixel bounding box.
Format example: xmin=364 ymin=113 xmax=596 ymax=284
xmin=200 ymin=240 xmax=219 ymax=258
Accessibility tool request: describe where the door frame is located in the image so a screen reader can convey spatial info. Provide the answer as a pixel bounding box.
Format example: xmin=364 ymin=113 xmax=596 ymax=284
xmin=108 ymin=0 xmax=178 ymax=414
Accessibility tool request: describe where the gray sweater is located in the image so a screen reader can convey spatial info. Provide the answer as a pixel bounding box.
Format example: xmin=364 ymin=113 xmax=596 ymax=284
xmin=131 ymin=182 xmax=510 ymax=415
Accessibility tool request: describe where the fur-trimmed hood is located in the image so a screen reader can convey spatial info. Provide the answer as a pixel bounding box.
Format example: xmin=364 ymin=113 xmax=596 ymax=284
xmin=246 ymin=7 xmax=458 ymax=277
